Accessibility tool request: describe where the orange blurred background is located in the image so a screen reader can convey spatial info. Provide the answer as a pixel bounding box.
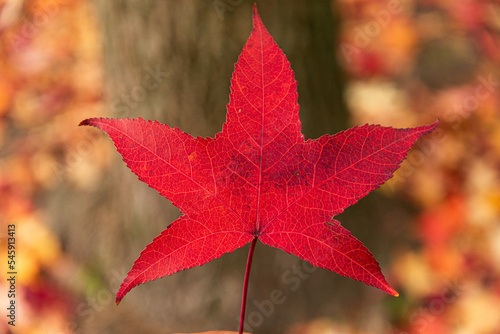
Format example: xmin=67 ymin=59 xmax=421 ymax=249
xmin=1 ymin=0 xmax=500 ymax=333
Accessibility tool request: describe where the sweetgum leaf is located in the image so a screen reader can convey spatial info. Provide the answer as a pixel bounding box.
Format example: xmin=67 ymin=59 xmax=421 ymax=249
xmin=80 ymin=7 xmax=438 ymax=304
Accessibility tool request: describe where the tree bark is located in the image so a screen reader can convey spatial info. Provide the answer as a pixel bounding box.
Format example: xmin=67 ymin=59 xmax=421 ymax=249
xmin=72 ymin=1 xmax=350 ymax=333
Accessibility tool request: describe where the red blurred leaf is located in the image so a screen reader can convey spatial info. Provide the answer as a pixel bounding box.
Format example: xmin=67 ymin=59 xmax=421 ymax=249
xmin=80 ymin=7 xmax=437 ymax=305
xmin=418 ymin=195 xmax=465 ymax=277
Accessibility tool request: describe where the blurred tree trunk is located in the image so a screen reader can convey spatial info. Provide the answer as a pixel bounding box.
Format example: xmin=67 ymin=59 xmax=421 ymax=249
xmin=93 ymin=0 xmax=348 ymax=136
xmin=71 ymin=1 xmax=350 ymax=333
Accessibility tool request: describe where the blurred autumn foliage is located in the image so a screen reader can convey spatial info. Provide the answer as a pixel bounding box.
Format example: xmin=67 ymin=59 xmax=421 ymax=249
xmin=0 ymin=0 xmax=500 ymax=333
xmin=1 ymin=0 xmax=109 ymax=333
xmin=337 ymin=0 xmax=500 ymax=333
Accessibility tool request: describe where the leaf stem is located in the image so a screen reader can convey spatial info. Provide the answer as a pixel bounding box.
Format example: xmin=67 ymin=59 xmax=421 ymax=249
xmin=239 ymin=237 xmax=258 ymax=334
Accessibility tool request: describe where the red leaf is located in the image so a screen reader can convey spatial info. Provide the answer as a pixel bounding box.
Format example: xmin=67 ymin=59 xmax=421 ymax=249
xmin=80 ymin=7 xmax=437 ymax=304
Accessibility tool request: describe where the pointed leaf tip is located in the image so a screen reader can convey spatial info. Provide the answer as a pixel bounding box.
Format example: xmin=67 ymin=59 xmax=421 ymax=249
xmin=386 ymin=285 xmax=399 ymax=297
xmin=430 ymin=118 xmax=440 ymax=130
xmin=79 ymin=117 xmax=103 ymax=127
xmin=252 ymin=3 xmax=262 ymax=26
xmin=79 ymin=119 xmax=91 ymax=126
